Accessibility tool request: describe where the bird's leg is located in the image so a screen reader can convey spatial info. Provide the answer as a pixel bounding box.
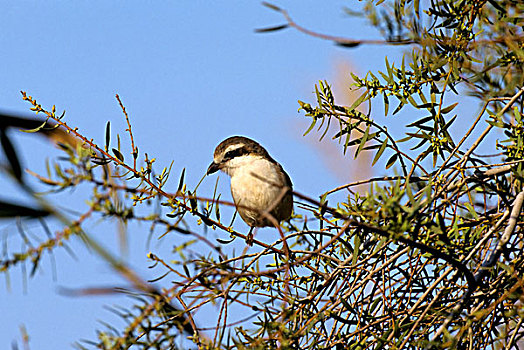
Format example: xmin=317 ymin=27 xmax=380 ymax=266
xmin=246 ymin=226 xmax=255 ymax=246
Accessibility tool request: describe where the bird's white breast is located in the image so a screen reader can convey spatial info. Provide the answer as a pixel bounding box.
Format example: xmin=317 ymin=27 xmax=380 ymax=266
xmin=225 ymin=155 xmax=287 ymax=225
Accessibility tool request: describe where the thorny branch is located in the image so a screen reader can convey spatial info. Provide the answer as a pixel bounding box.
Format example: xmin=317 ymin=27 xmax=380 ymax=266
xmin=9 ymin=81 xmax=524 ymax=349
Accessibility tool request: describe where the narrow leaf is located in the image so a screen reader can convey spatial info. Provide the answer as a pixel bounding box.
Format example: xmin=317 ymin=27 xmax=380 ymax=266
xmin=354 ymin=125 xmax=370 ymax=158
xmin=303 ymin=118 xmax=317 ymax=136
xmin=385 ymin=153 xmax=398 ymax=169
xmin=392 ymin=101 xmax=405 ymax=115
xmin=416 ymin=102 xmax=437 ymax=109
xmin=91 ymin=157 xmax=111 ymax=165
xmin=177 ymin=168 xmax=186 ymax=193
xmin=372 ymin=139 xmax=388 ymax=166
xmin=262 ymin=2 xmax=282 ymax=11
xmin=30 ymin=255 xmax=40 ymax=277
xmin=215 ymin=194 xmax=221 ymax=222
xmin=383 ymin=93 xmax=389 ymax=116
xmin=406 ymin=115 xmax=434 ymax=128
xmin=336 ymin=41 xmax=361 ymax=48
xmin=405 ymin=178 xmax=415 ymax=207
xmin=19 ymin=120 xmax=48 ymax=133
xmin=0 ymin=200 xmax=49 ymax=218
xmin=183 ymin=264 xmax=191 ymax=278
xmin=216 ymin=237 xmax=235 ymax=244
xmin=443 ymin=115 xmax=458 ymax=131
xmin=105 ymin=121 xmax=111 ymax=152
xmin=352 ymin=235 xmax=360 ymax=265
xmin=254 ymin=24 xmax=288 ymax=33
xmin=0 ymin=128 xmax=23 ymax=182
xmin=440 ymin=102 xmax=458 ymax=114
xmin=348 ymin=91 xmax=368 ymax=112
xmin=112 ymin=148 xmax=124 ymax=162
xmin=385 ymin=56 xmax=392 ymax=80
xmin=188 ymin=191 xmax=197 ymax=211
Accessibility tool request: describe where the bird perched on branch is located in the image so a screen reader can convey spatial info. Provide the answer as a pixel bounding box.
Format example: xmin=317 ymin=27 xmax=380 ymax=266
xmin=207 ymin=136 xmax=293 ymax=244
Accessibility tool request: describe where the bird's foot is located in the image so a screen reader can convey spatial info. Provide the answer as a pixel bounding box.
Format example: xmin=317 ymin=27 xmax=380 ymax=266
xmin=246 ymin=228 xmax=254 ymax=246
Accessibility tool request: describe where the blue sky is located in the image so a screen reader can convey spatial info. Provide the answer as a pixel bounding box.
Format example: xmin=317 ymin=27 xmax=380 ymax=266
xmin=0 ymin=1 xmax=487 ymax=348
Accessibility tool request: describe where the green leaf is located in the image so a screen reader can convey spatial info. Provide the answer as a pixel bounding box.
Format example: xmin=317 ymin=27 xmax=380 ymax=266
xmin=354 ymin=125 xmax=370 ymax=158
xmin=91 ymin=157 xmax=111 ymax=165
xmin=443 ymin=115 xmax=458 ymax=131
xmin=303 ymin=118 xmax=317 ymax=136
xmin=514 ymin=106 xmax=522 ymax=123
xmin=319 ymin=116 xmax=331 ymax=141
xmin=440 ymin=102 xmax=458 ymax=114
xmin=315 ymin=84 xmax=323 ymax=108
xmin=372 ymin=138 xmax=388 ymax=166
xmin=216 ymin=237 xmax=235 ymax=244
xmin=112 ymin=148 xmax=124 ymax=162
xmin=418 ymin=90 xmax=428 ymax=104
xmin=416 ymin=102 xmax=438 ymax=109
xmin=406 ymin=131 xmax=431 ymax=140
xmin=262 ymin=2 xmax=282 ymax=12
xmin=333 ymin=126 xmax=350 ymax=139
xmin=410 ymin=137 xmax=429 ymax=151
xmin=0 ymin=200 xmax=49 ymax=218
xmin=215 ymin=194 xmax=221 ymax=222
xmin=396 ymin=135 xmax=412 ymax=143
xmin=383 ymin=93 xmax=389 ymax=116
xmin=177 ymin=168 xmax=185 ymax=193
xmin=486 ymin=119 xmax=504 ymax=128
xmin=340 ymin=297 xmax=354 ymax=313
xmin=405 ymin=179 xmax=415 ymax=207
xmin=407 ymin=115 xmax=434 ymax=128
xmin=336 ymin=41 xmax=361 ymax=48
xmin=0 ymin=128 xmax=23 ymax=182
xmin=188 ymin=191 xmax=197 ymax=211
xmin=30 ymin=254 xmax=40 ymax=277
xmin=385 ymin=153 xmax=398 ymax=169
xmin=254 ymin=24 xmax=288 ymax=33
xmin=407 ymin=95 xmax=418 ymax=107
xmin=183 ymin=264 xmax=191 ymax=278
xmin=348 ymin=91 xmax=368 ymax=112
xmin=57 ymin=110 xmax=66 ymax=120
xmin=385 ymin=56 xmax=393 ymax=81
xmin=343 ymin=127 xmax=352 ymax=154
xmin=105 ymin=121 xmax=111 ymax=152
xmin=464 ymin=202 xmax=478 ymax=219
xmin=392 ymin=101 xmax=405 ymax=115
xmin=19 ymin=120 xmax=48 ymax=133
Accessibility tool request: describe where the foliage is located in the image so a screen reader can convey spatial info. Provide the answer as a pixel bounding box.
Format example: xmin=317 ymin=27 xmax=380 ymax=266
xmin=2 ymin=0 xmax=524 ymax=349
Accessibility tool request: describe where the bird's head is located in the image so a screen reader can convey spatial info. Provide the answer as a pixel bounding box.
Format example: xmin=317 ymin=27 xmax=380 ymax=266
xmin=207 ymin=136 xmax=272 ymax=177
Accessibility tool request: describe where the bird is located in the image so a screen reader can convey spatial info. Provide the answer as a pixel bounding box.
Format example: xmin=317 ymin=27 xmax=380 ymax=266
xmin=207 ymin=136 xmax=293 ymax=244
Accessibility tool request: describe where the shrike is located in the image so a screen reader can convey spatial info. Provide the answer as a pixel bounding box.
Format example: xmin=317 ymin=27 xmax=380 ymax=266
xmin=207 ymin=136 xmax=293 ymax=243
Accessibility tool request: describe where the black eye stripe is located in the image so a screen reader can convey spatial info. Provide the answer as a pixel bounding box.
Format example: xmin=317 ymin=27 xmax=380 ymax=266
xmin=224 ymin=147 xmax=247 ymax=160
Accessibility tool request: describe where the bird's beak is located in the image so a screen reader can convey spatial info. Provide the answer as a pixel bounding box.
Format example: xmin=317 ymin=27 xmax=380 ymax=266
xmin=207 ymin=162 xmax=220 ymax=175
